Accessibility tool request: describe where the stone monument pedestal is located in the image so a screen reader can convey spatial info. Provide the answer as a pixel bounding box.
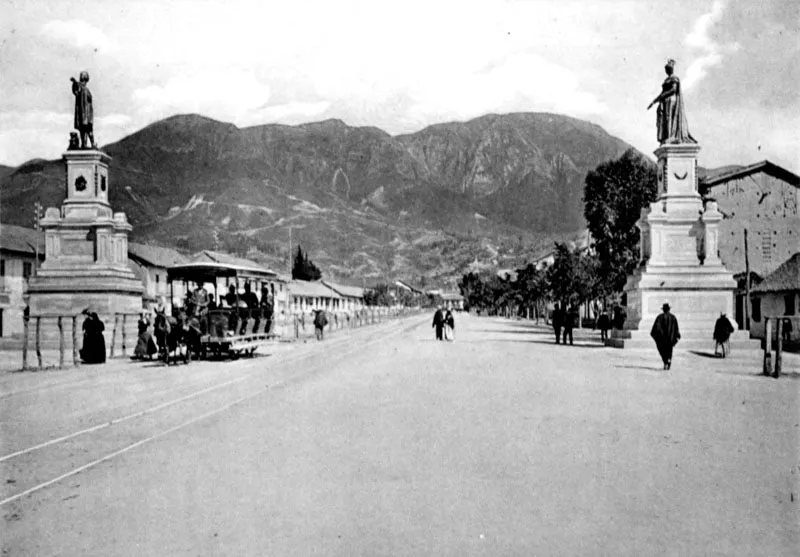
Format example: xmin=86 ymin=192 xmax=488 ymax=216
xmin=27 ymin=150 xmax=142 ymax=349
xmin=608 ymin=143 xmax=752 ymax=349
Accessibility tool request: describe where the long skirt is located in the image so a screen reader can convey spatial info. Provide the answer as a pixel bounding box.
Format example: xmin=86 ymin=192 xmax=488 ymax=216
xmin=134 ymin=331 xmax=158 ymax=359
xmin=80 ymin=332 xmax=107 ymax=364
xmin=444 ymin=325 xmax=454 ymax=341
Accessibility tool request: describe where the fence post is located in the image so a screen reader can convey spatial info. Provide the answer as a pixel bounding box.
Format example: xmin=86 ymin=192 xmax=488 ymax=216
xmin=35 ymin=316 xmax=43 ymax=370
xmin=58 ymin=316 xmax=65 ymax=369
xmin=121 ymin=314 xmax=127 ymax=356
xmin=72 ymin=315 xmax=80 ymax=367
xmin=22 ymin=315 xmax=29 ymax=371
xmin=763 ymin=318 xmax=773 ymax=376
xmin=110 ymin=314 xmax=119 ymax=358
xmin=774 ymin=319 xmax=783 ymax=378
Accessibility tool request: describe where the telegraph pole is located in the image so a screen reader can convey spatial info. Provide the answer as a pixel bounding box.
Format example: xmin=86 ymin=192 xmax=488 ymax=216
xmin=288 ymin=226 xmax=292 ymax=276
xmin=33 ymin=201 xmax=43 ymax=274
xmin=744 ymin=228 xmax=751 ymax=330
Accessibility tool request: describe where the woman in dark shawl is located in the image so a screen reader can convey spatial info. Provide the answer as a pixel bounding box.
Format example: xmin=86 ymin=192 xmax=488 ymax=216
xmin=650 ymin=303 xmax=680 ymax=370
xmin=80 ymin=310 xmax=106 ymax=364
xmin=647 ymin=59 xmax=696 ymax=145
xmin=713 ymin=313 xmax=735 ymax=358
xmin=133 ymin=312 xmax=158 ymax=360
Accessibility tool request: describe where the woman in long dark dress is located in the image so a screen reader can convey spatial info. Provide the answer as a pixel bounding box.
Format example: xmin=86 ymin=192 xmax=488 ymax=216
xmin=647 ymin=59 xmax=696 ymax=145
xmin=80 ymin=310 xmax=106 ymax=364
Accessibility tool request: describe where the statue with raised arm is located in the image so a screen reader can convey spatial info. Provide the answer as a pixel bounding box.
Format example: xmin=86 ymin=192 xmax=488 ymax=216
xmin=647 ymin=59 xmax=696 ymax=145
xmin=70 ymin=71 xmax=96 ymax=149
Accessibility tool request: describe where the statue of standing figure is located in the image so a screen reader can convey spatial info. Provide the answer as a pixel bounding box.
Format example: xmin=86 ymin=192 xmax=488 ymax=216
xmin=647 ymin=59 xmax=696 ymax=145
xmin=70 ymin=71 xmax=96 ymax=149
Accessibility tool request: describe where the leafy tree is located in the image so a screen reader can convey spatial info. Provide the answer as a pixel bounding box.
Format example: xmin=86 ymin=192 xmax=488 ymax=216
xmin=584 ymin=148 xmax=657 ymax=294
xmin=364 ymin=283 xmax=392 ymax=306
xmin=292 ymin=246 xmax=322 ymax=281
xmin=545 ymin=243 xmax=598 ymax=308
xmin=458 ymin=272 xmax=485 ymax=311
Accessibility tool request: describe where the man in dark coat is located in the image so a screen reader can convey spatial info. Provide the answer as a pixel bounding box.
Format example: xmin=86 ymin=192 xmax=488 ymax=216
xmin=562 ymin=305 xmax=577 ymax=346
xmin=313 ymin=309 xmax=328 ymax=341
xmin=713 ymin=312 xmax=735 ymax=358
xmin=597 ymin=310 xmax=611 ymax=341
xmin=432 ymin=305 xmax=445 ymax=341
xmin=552 ymin=303 xmax=565 ymax=344
xmin=650 ymin=303 xmax=680 ymax=370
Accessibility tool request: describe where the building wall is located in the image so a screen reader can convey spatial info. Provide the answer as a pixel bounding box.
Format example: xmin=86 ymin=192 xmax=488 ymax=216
xmin=750 ymin=291 xmax=800 ymax=340
xmin=0 ymin=252 xmax=37 ymax=337
xmin=709 ymin=172 xmax=800 ymax=276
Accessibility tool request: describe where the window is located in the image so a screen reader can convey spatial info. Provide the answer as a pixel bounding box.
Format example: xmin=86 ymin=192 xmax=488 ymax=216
xmin=156 ymin=274 xmax=160 ymax=284
xmin=22 ymin=262 xmax=33 ymax=279
xmin=0 ymin=259 xmax=5 ymax=276
xmin=0 ymin=309 xmax=3 ymax=337
xmin=762 ymin=233 xmax=772 ymax=263
xmin=752 ymin=298 xmax=761 ymax=322
xmin=786 ymin=294 xmax=796 ymax=316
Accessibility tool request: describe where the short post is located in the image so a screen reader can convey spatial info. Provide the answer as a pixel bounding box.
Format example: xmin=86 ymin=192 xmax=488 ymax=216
xmin=763 ymin=318 xmax=773 ymax=376
xmin=774 ymin=319 xmax=783 ymax=378
xmin=22 ymin=315 xmax=29 ymax=371
xmin=110 ymin=314 xmax=119 ymax=358
xmin=58 ymin=316 xmax=65 ymax=369
xmin=72 ymin=315 xmax=80 ymax=367
xmin=121 ymin=314 xmax=127 ymax=356
xmin=35 ymin=316 xmax=43 ymax=370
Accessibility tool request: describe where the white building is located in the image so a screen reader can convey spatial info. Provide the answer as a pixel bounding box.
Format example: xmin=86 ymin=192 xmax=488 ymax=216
xmin=0 ymin=225 xmax=43 ymax=340
xmin=321 ymin=281 xmax=365 ymax=312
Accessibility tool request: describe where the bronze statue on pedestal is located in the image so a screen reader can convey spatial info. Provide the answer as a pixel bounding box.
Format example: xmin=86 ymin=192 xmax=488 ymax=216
xmin=647 ymin=59 xmax=696 ymax=145
xmin=70 ymin=71 xmax=96 ymax=149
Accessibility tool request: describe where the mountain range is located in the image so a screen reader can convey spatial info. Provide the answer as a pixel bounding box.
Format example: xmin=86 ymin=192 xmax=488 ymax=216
xmin=0 ymin=112 xmax=632 ymax=286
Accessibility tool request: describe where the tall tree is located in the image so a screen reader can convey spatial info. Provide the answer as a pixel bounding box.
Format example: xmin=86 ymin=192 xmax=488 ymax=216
xmin=583 ymin=148 xmax=657 ymax=294
xmin=292 ymin=246 xmax=322 ymax=281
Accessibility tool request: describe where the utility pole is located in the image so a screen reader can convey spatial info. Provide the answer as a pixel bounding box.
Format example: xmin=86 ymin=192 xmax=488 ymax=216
xmin=744 ymin=228 xmax=751 ymax=330
xmin=33 ymin=201 xmax=43 ymax=274
xmin=288 ymin=226 xmax=292 ymax=277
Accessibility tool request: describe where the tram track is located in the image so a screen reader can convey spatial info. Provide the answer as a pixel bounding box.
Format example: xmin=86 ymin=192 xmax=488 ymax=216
xmin=1 ymin=315 xmax=425 ymax=508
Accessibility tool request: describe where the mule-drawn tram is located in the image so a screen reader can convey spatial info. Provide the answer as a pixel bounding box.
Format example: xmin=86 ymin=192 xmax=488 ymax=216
xmin=165 ymin=258 xmax=280 ymax=360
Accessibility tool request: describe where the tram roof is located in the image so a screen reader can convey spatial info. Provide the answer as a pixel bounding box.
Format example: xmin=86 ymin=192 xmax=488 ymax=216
xmin=168 ymin=261 xmax=279 ymax=281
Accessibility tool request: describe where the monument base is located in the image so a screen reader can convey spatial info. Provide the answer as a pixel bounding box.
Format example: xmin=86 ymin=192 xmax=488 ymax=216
xmin=27 ymin=273 xmax=143 ymax=351
xmin=607 ymin=263 xmax=758 ymax=350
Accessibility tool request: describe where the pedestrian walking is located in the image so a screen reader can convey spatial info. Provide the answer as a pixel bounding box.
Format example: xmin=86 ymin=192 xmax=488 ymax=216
xmin=444 ymin=307 xmax=455 ymax=341
xmin=562 ymin=305 xmax=577 ymax=346
xmin=313 ymin=309 xmax=328 ymax=341
xmin=597 ymin=310 xmax=611 ymax=342
xmin=650 ymin=303 xmax=680 ymax=370
xmin=552 ymin=303 xmax=565 ymax=344
xmin=432 ymin=305 xmax=445 ymax=341
xmin=713 ymin=312 xmax=735 ymax=358
xmin=133 ymin=312 xmax=158 ymax=360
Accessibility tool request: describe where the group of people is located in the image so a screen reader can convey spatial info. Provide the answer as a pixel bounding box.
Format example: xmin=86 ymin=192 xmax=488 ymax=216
xmin=551 ymin=303 xmax=580 ymax=345
xmin=182 ymin=282 xmax=275 ymax=337
xmin=432 ymin=306 xmax=456 ymax=341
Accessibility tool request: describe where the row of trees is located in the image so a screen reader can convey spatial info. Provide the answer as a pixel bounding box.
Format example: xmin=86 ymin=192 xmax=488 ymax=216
xmin=459 ymin=148 xmax=658 ymax=315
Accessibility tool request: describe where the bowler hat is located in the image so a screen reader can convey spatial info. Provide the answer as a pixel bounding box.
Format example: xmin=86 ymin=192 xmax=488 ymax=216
xmin=662 ymin=303 xmax=671 ymax=311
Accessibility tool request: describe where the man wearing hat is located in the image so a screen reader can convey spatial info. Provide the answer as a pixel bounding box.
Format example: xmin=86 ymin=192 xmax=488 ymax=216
xmin=432 ymin=305 xmax=445 ymax=341
xmin=650 ymin=303 xmax=680 ymax=370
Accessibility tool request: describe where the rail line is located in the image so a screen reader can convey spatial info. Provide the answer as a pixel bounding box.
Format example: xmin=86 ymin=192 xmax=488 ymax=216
xmin=0 ymin=315 xmax=425 ymax=507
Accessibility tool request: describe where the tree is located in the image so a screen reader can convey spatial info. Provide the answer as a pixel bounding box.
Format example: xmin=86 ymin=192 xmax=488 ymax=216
xmin=292 ymin=246 xmax=322 ymax=281
xmin=545 ymin=243 xmax=599 ymax=308
xmin=584 ymin=148 xmax=657 ymax=295
xmin=364 ymin=283 xmax=392 ymax=306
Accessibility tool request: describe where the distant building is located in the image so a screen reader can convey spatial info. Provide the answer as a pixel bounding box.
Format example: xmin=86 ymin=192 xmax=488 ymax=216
xmin=440 ymin=292 xmax=465 ymax=310
xmin=289 ymin=280 xmax=342 ymax=313
xmin=0 ymin=225 xmax=43 ymax=339
xmin=321 ymin=281 xmax=365 ymax=312
xmin=700 ymin=160 xmax=800 ymax=329
xmin=394 ymin=279 xmax=424 ymax=295
xmin=128 ymin=242 xmax=188 ymax=313
xmin=749 ymin=253 xmax=799 ymax=343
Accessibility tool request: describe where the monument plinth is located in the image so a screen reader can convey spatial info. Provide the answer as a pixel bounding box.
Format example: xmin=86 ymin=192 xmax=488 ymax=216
xmin=608 ymin=143 xmax=739 ymax=348
xmin=27 ymin=149 xmax=142 ymax=346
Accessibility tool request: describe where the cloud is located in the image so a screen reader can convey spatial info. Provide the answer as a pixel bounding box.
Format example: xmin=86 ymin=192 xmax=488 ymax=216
xmin=683 ymin=1 xmax=739 ymax=90
xmin=40 ymin=20 xmax=114 ymax=52
xmin=131 ymin=71 xmax=271 ymax=123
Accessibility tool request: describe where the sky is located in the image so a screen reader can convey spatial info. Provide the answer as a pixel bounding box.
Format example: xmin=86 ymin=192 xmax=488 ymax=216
xmin=1 ymin=0 xmax=798 ymax=171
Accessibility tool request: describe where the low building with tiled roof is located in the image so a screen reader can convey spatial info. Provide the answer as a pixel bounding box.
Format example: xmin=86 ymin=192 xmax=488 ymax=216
xmin=321 ymin=280 xmax=365 ymax=311
xmin=749 ymin=253 xmax=799 ymax=343
xmin=289 ymin=280 xmax=342 ymax=313
xmin=0 ymin=224 xmax=45 ymax=338
xmin=128 ymin=242 xmax=189 ymax=310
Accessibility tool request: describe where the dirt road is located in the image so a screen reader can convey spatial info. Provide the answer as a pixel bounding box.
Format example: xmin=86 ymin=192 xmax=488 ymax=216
xmin=2 ymin=314 xmax=798 ymax=555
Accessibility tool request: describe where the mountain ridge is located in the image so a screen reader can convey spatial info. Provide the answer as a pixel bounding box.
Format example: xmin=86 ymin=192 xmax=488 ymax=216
xmin=1 ymin=112 xmax=633 ymax=285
